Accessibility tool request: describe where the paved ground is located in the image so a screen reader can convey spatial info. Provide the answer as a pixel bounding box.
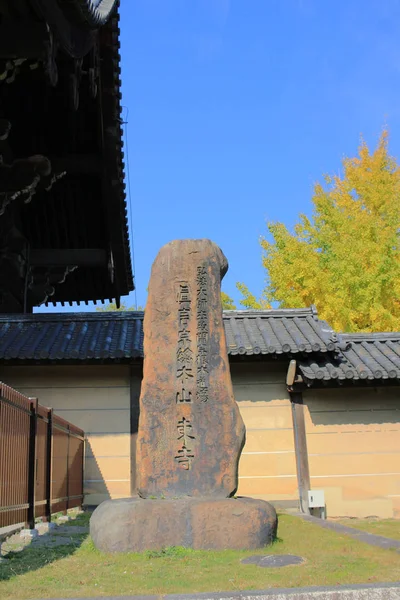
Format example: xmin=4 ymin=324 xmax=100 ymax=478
xmin=44 ymin=582 xmax=400 ymax=599
xmin=294 ymin=513 xmax=400 ymax=552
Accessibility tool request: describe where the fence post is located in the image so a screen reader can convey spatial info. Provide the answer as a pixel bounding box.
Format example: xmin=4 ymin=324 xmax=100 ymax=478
xmin=27 ymin=398 xmax=38 ymax=530
xmin=45 ymin=408 xmax=53 ymax=523
xmin=66 ymin=424 xmax=70 ymax=513
xmin=80 ymin=435 xmax=85 ymax=510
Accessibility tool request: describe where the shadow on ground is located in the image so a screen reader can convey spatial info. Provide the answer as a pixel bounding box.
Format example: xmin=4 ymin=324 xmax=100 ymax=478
xmin=0 ymin=511 xmax=91 ymax=582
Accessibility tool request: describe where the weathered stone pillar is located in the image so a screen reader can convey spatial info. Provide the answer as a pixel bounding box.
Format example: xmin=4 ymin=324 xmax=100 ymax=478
xmin=137 ymin=239 xmax=245 ymax=499
xmin=90 ymin=239 xmax=277 ymax=552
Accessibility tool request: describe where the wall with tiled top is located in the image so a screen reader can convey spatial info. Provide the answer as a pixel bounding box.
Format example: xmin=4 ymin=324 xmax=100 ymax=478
xmin=2 ymin=362 xmax=399 ymax=518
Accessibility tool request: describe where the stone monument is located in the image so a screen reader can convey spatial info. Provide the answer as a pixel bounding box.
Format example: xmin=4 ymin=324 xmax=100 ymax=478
xmin=90 ymin=239 xmax=277 ymax=552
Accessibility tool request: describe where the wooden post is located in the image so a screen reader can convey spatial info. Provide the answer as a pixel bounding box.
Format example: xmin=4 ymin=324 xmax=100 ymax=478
xmin=290 ymin=391 xmax=311 ymax=514
xmin=65 ymin=424 xmax=70 ymax=514
xmin=44 ymin=408 xmax=53 ymax=523
xmin=80 ymin=432 xmax=85 ymax=511
xmin=27 ymin=398 xmax=38 ymax=529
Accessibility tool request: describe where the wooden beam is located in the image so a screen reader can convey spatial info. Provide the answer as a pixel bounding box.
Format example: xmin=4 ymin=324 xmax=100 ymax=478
xmin=286 ymin=359 xmax=297 ymax=387
xmin=30 ymin=249 xmax=107 ymax=268
xmin=290 ymin=391 xmax=311 ymax=514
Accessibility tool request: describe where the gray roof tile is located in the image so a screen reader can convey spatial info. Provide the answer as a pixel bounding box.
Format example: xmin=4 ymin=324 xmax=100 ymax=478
xmin=298 ymin=333 xmax=400 ymax=382
xmin=0 ymin=307 xmax=336 ymax=362
xmin=1 ymin=309 xmax=400 ymax=384
xmin=223 ymin=309 xmax=337 ymax=355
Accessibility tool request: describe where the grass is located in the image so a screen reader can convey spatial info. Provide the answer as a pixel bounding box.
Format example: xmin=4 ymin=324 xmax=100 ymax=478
xmin=338 ymin=518 xmax=400 ymax=541
xmin=1 ymin=512 xmax=400 ymax=599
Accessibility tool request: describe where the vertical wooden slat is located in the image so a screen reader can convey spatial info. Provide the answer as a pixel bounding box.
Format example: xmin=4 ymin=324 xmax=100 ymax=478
xmin=45 ymin=408 xmax=53 ymax=522
xmin=0 ymin=384 xmax=84 ymax=527
xmin=66 ymin=424 xmax=70 ymax=514
xmin=27 ymin=398 xmax=38 ymax=529
xmin=290 ymin=391 xmax=311 ymax=514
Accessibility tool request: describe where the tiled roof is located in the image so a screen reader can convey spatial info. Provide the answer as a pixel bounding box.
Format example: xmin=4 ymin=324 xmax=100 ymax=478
xmin=0 ymin=307 xmax=339 ymax=362
xmin=0 ymin=312 xmax=143 ymax=361
xmin=223 ymin=308 xmax=341 ymax=355
xmin=0 ymin=310 xmax=400 ymax=384
xmin=299 ymin=333 xmax=400 ymax=383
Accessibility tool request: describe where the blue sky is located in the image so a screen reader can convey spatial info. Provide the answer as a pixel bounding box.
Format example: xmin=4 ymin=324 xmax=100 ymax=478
xmin=39 ymin=0 xmax=400 ymax=312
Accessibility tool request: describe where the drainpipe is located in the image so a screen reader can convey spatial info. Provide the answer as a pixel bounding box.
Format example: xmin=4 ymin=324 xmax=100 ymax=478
xmin=287 ymin=360 xmax=311 ymax=514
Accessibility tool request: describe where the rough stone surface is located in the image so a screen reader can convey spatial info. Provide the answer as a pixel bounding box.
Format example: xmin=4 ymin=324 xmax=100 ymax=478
xmin=91 ymin=239 xmax=277 ymax=553
xmin=241 ymin=554 xmax=305 ymax=568
xmin=136 ymin=239 xmax=245 ymax=499
xmin=90 ymin=496 xmax=277 ymax=552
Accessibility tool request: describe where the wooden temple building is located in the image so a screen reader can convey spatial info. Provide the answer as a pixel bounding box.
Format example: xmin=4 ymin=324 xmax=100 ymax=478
xmin=0 ymin=0 xmax=133 ymax=312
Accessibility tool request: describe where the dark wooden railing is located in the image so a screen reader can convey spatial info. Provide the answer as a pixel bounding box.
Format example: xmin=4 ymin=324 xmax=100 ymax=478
xmin=0 ymin=382 xmax=84 ymax=529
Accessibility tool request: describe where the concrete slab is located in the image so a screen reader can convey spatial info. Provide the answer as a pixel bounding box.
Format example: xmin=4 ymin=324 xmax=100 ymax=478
xmin=38 ymin=581 xmax=400 ymax=600
xmin=241 ymin=554 xmax=305 ymax=568
xmin=0 ymin=522 xmax=24 ymax=542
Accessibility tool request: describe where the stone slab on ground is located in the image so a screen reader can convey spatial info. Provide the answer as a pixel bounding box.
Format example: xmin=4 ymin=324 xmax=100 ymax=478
xmin=241 ymin=554 xmax=305 ymax=568
xmin=0 ymin=523 xmax=24 ymax=543
xmin=90 ymin=495 xmax=277 ymax=552
xmin=20 ymin=528 xmax=39 ymax=539
xmin=35 ymin=581 xmax=400 ymax=600
xmin=295 ymin=513 xmax=400 ymax=552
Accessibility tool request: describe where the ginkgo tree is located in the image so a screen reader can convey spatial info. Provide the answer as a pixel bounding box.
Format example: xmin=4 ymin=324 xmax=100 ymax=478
xmin=238 ymin=130 xmax=400 ymax=332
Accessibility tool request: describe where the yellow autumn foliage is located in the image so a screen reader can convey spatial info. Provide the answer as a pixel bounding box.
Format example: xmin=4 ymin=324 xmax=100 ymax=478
xmin=238 ymin=131 xmax=400 ymax=332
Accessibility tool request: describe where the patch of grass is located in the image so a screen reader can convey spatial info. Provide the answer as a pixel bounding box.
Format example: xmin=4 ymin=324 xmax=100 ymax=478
xmin=58 ymin=512 xmax=90 ymax=528
xmin=144 ymin=545 xmax=194 ymax=559
xmin=338 ymin=518 xmax=400 ymax=541
xmin=0 ymin=513 xmax=400 ymax=599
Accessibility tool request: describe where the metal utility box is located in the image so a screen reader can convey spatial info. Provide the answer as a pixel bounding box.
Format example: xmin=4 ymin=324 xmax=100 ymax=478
xmin=308 ymin=489 xmax=325 ymax=508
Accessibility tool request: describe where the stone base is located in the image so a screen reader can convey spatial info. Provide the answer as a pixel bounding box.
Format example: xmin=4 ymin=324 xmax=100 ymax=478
xmin=20 ymin=528 xmax=39 ymax=539
xmin=90 ymin=496 xmax=277 ymax=553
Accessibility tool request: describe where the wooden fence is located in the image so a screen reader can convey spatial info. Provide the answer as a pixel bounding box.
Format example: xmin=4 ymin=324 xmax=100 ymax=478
xmin=0 ymin=382 xmax=84 ymax=529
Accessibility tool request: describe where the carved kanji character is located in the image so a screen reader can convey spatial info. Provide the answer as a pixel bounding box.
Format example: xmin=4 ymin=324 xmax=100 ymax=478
xmin=197 ymin=331 xmax=208 ymax=344
xmin=176 ymin=346 xmax=193 ymax=366
xmin=175 ymin=446 xmax=194 ymax=470
xmin=177 ymin=417 xmax=195 ymax=444
xmin=177 ymin=365 xmax=194 ymax=381
xmin=197 ymin=387 xmax=209 ymax=403
xmin=177 ymin=283 xmax=191 ymax=302
xmin=176 ymin=388 xmax=192 ymax=403
xmin=198 ymin=319 xmax=208 ymax=332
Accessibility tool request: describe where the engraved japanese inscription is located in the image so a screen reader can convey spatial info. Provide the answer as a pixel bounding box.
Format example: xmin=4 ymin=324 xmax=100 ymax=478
xmin=176 ymin=282 xmax=194 ymax=403
xmin=196 ymin=266 xmax=209 ymax=402
xmin=175 ymin=416 xmax=195 ymax=470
